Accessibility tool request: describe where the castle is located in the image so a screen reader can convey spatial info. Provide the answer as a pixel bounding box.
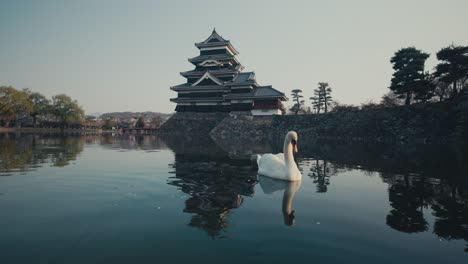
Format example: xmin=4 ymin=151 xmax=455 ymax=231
xmin=170 ymin=29 xmax=287 ymax=115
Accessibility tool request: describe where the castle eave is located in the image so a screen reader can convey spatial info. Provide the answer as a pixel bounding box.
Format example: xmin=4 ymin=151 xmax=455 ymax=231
xmin=170 ymin=98 xmax=228 ymax=103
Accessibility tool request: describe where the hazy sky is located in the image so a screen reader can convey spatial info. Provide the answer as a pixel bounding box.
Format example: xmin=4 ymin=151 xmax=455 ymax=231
xmin=1 ymin=0 xmax=467 ymax=114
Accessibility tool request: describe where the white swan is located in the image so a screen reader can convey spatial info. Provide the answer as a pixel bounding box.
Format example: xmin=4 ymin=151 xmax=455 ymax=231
xmin=257 ymin=131 xmax=302 ymax=181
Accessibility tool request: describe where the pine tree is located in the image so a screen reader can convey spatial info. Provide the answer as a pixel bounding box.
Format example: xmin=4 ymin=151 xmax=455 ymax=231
xmin=389 ymin=47 xmax=430 ymax=106
xmin=434 ymin=44 xmax=468 ymax=97
xmin=310 ymin=82 xmax=333 ymax=113
xmin=290 ymin=89 xmax=304 ymax=115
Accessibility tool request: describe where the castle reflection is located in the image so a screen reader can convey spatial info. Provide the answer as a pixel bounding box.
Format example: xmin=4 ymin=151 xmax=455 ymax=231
xmin=162 ymin=134 xmax=257 ymax=238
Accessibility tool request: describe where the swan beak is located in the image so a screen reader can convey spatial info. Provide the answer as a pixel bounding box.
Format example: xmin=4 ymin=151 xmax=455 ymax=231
xmin=294 ymin=144 xmax=298 ymax=153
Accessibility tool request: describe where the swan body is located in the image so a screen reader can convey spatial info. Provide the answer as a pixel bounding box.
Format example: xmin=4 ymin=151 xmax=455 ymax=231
xmin=257 ymin=131 xmax=302 ymax=181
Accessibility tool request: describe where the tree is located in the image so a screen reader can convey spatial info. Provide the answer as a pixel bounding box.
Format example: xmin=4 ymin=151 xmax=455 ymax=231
xmin=432 ymin=77 xmax=451 ymax=102
xmin=135 ymin=115 xmax=145 ymax=128
xmin=150 ymin=115 xmax=163 ymax=128
xmin=25 ymin=90 xmax=50 ymax=127
xmin=434 ymin=44 xmax=468 ymax=97
xmin=360 ymin=100 xmax=381 ymax=111
xmin=413 ymin=72 xmax=435 ymax=103
xmin=51 ymin=94 xmax=84 ymax=132
xmin=102 ymin=118 xmax=116 ymax=130
xmin=380 ymin=91 xmax=402 ymax=107
xmin=310 ymin=82 xmax=333 ymax=113
xmin=0 ymin=86 xmax=33 ymax=127
xmin=310 ymin=89 xmax=323 ymax=114
xmin=389 ymin=47 xmax=430 ymax=106
xmin=290 ymin=89 xmax=304 ymax=115
xmin=318 ymin=82 xmax=333 ymax=113
xmin=330 ymin=102 xmax=359 ymax=113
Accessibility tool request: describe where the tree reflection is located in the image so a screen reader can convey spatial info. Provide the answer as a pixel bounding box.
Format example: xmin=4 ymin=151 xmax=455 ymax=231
xmin=49 ymin=137 xmax=84 ymax=167
xmin=0 ymin=134 xmax=84 ymax=174
xmin=385 ymin=174 xmax=431 ymax=233
xmin=99 ymin=134 xmax=167 ymax=151
xmin=307 ymin=159 xmax=342 ymax=193
xmin=0 ymin=136 xmax=33 ymax=173
xmin=431 ymin=186 xmax=468 ymax=249
xmin=297 ymin=139 xmax=468 ymax=251
xmin=308 ymin=160 xmax=331 ymax=193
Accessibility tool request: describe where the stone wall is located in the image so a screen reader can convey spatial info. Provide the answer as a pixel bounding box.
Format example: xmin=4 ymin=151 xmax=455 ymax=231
xmin=271 ymin=102 xmax=462 ymax=143
xmin=162 ymin=92 xmax=468 ymax=143
xmin=215 ymin=95 xmax=467 ymax=143
xmin=209 ymin=112 xmax=274 ymax=140
xmin=159 ymin=112 xmax=228 ymax=135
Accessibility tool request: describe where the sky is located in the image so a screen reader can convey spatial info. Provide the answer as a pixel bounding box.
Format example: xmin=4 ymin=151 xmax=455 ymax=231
xmin=1 ymin=0 xmax=467 ymax=114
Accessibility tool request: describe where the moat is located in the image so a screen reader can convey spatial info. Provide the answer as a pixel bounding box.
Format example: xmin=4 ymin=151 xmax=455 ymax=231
xmin=0 ymin=133 xmax=467 ymax=263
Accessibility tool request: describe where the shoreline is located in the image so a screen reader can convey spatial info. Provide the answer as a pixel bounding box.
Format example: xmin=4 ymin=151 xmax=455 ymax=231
xmin=0 ymin=127 xmax=112 ymax=134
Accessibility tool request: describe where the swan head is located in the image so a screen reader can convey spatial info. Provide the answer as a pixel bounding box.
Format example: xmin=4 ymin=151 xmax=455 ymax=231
xmin=284 ymin=210 xmax=296 ymax=226
xmin=286 ymin=131 xmax=298 ymax=153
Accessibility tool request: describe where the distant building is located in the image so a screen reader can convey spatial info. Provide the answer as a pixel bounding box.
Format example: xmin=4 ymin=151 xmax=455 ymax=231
xmin=170 ymin=29 xmax=287 ymax=115
xmin=83 ymin=115 xmax=100 ymax=129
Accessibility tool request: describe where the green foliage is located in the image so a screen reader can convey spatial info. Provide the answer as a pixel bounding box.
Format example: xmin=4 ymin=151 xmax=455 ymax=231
xmin=413 ymin=72 xmax=435 ymax=103
xmin=0 ymin=86 xmax=33 ymax=127
xmin=51 ymin=94 xmax=85 ymax=129
xmin=434 ymin=44 xmax=468 ymax=97
xmin=290 ymin=89 xmax=304 ymax=115
xmin=102 ymin=118 xmax=116 ymax=130
xmin=310 ymin=90 xmax=323 ymax=114
xmin=1 ymin=86 xmax=85 ymax=129
xmin=25 ymin=90 xmax=50 ymax=127
xmin=390 ymin=47 xmax=430 ymax=106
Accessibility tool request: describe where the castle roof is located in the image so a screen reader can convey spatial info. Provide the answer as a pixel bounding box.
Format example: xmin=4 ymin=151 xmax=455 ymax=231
xmin=194 ymin=29 xmax=239 ymax=55
xmin=225 ymin=72 xmax=257 ymax=86
xmin=224 ymin=86 xmax=287 ymax=100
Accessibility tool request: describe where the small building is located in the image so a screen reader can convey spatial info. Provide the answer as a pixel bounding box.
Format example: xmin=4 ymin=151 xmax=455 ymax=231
xmin=170 ymin=29 xmax=287 ymax=115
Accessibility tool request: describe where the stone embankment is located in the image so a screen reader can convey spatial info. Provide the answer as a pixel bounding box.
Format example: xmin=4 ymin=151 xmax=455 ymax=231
xmin=160 ymin=92 xmax=468 ymax=143
xmin=159 ymin=112 xmax=228 ymax=135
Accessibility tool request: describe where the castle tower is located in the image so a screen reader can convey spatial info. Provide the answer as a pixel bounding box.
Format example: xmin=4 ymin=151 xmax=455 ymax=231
xmin=170 ymin=29 xmax=287 ymax=115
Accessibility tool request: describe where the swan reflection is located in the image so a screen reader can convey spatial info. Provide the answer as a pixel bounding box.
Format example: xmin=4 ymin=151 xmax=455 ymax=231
xmin=258 ymin=175 xmax=301 ymax=226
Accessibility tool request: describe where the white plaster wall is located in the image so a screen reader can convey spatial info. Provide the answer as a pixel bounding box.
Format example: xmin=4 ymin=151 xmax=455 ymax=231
xmin=251 ymin=109 xmax=282 ymax=116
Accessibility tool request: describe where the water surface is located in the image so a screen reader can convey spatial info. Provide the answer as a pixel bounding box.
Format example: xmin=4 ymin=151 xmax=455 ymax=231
xmin=0 ymin=133 xmax=467 ymax=263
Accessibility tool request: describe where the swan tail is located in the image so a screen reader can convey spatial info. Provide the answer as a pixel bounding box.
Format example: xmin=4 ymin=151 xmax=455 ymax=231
xmin=251 ymin=154 xmax=262 ymax=167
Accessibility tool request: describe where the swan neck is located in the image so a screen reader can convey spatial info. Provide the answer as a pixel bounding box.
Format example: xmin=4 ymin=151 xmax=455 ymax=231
xmin=282 ymin=187 xmax=295 ymax=214
xmin=283 ymin=139 xmax=294 ymax=164
xmin=283 ymin=182 xmax=300 ymax=212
